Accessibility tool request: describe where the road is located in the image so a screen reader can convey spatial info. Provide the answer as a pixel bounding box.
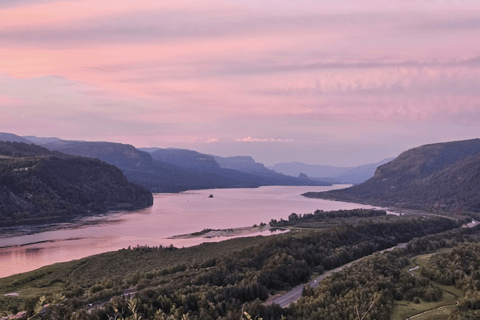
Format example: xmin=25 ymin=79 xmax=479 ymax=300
xmin=264 ymin=216 xmax=479 ymax=308
xmin=264 ymin=242 xmax=408 ymax=308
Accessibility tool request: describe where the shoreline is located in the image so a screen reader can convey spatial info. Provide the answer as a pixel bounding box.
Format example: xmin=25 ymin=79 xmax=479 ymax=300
xmin=0 ymin=185 xmax=345 ymax=237
xmin=0 ymin=205 xmax=153 ymax=239
xmin=168 ymin=225 xmax=279 ymax=239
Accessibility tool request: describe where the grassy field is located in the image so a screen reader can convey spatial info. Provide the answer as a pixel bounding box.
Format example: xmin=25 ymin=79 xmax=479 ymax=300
xmin=0 ymin=235 xmax=269 ymax=295
xmin=411 ymin=305 xmax=456 ymax=320
xmin=390 ymin=248 xmax=462 ymax=320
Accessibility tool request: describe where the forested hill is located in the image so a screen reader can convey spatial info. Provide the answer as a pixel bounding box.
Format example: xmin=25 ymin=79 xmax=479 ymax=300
xmin=36 ymin=140 xmax=327 ymax=192
xmin=0 ymin=142 xmax=153 ymax=224
xmin=303 ymin=139 xmax=480 ymax=212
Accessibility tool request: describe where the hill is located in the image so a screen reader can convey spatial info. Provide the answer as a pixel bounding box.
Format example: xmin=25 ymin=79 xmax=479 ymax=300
xmin=0 ymin=132 xmax=31 ymax=144
xmin=38 ymin=140 xmax=153 ymax=169
xmin=142 ymin=148 xmax=330 ymax=188
xmin=147 ymin=148 xmax=220 ymax=171
xmin=23 ymin=136 xmax=63 ymax=144
xmin=303 ymin=139 xmax=480 ymax=212
xmin=268 ymin=162 xmax=349 ymax=177
xmin=213 ymin=155 xmax=282 ymax=177
xmin=36 ymin=140 xmax=328 ymax=192
xmin=331 ymin=158 xmax=394 ymax=184
xmin=0 ymin=142 xmax=153 ymax=224
xmin=143 ymin=148 xmax=312 ymax=182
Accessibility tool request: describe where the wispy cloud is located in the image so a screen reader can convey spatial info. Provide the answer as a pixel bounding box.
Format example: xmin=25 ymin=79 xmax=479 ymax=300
xmin=0 ymin=93 xmax=26 ymax=106
xmin=0 ymin=0 xmax=72 ymax=9
xmin=2 ymin=1 xmax=480 ymax=165
xmin=236 ymin=137 xmax=293 ymax=143
xmin=205 ymin=137 xmax=219 ymax=143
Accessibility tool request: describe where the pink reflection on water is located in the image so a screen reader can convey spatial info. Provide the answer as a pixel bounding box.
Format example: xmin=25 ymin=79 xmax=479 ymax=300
xmin=0 ymin=185 xmax=378 ymax=278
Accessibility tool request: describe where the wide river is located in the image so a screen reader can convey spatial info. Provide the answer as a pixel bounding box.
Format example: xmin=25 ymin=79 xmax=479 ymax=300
xmin=0 ymin=185 xmax=380 ymax=278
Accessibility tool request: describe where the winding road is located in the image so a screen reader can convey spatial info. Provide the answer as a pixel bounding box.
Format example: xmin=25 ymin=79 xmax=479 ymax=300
xmin=264 ymin=242 xmax=408 ymax=308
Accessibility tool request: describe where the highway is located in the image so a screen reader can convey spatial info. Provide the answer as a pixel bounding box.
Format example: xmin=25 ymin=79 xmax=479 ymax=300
xmin=264 ymin=242 xmax=408 ymax=308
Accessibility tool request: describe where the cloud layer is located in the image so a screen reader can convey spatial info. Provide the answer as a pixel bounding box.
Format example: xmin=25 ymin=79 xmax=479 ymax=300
xmin=1 ymin=0 xmax=480 ymax=164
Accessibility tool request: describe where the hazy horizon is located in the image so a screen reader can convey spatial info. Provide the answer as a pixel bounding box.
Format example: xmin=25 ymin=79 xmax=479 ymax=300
xmin=1 ymin=1 xmax=480 ymax=166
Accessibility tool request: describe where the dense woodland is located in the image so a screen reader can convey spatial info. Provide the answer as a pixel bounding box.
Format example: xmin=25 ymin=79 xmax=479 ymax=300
xmin=0 ymin=142 xmax=153 ymax=224
xmin=288 ymin=225 xmax=480 ymax=320
xmin=420 ymin=242 xmax=480 ymax=319
xmin=0 ymin=209 xmax=470 ymax=319
xmin=269 ymin=208 xmax=388 ymax=228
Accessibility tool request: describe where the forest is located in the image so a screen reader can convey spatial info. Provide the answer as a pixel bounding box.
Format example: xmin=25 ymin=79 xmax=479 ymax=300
xmin=419 ymin=242 xmax=480 ymax=319
xmin=304 ymin=139 xmax=480 ymax=214
xmin=269 ymin=208 xmax=389 ymax=228
xmin=0 ymin=141 xmax=153 ymax=224
xmin=0 ymin=209 xmax=474 ymax=319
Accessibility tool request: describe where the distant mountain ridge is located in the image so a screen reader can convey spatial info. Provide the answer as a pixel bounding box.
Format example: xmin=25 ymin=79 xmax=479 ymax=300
xmin=39 ymin=139 xmax=153 ymax=169
xmin=0 ymin=141 xmax=153 ymax=223
xmin=213 ymin=155 xmax=282 ymax=177
xmin=269 ymin=158 xmax=393 ymax=184
xmin=144 ymin=148 xmax=220 ymax=171
xmin=141 ymin=149 xmax=283 ymax=177
xmin=24 ymin=136 xmax=63 ymax=144
xmin=140 ymin=148 xmax=324 ymax=186
xmin=0 ymin=132 xmax=31 ymax=144
xmin=304 ymin=139 xmax=480 ymax=213
xmin=269 ymin=162 xmax=350 ymax=177
xmin=11 ymin=135 xmax=327 ymax=192
xmin=332 ymin=158 xmax=394 ymax=184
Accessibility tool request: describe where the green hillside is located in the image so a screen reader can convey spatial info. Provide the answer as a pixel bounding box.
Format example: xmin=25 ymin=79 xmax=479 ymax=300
xmin=0 ymin=209 xmax=470 ymax=319
xmin=303 ymin=139 xmax=480 ymax=212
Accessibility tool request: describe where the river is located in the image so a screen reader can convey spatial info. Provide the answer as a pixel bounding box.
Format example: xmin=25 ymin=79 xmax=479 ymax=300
xmin=0 ymin=185 xmax=379 ymax=278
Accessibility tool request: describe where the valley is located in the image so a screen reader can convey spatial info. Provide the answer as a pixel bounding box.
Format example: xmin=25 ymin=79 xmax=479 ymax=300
xmin=2 ymin=2 xmax=478 ymax=318
xmin=2 ymin=135 xmax=480 ymax=320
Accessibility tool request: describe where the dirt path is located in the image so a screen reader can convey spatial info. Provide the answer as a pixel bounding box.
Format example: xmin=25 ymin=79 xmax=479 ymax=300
xmin=405 ymin=304 xmax=457 ymax=320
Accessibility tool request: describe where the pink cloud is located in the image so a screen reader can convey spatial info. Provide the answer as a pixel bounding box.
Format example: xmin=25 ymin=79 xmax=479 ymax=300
xmin=0 ymin=93 xmax=26 ymax=106
xmin=236 ymin=137 xmax=293 ymax=143
xmin=0 ymin=0 xmax=222 ymax=29
xmin=205 ymin=137 xmax=220 ymax=143
xmin=2 ymin=0 xmax=480 ymax=160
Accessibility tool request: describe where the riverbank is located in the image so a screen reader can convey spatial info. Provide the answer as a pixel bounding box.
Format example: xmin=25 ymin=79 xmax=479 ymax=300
xmin=0 ymin=210 xmax=128 ymax=239
xmin=168 ymin=224 xmax=278 ymax=239
xmin=0 ymin=185 xmax=369 ymax=278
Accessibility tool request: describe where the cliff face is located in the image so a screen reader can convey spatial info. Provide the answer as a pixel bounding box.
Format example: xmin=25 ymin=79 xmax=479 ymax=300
xmin=150 ymin=148 xmax=220 ymax=171
xmin=303 ymin=139 xmax=480 ymax=212
xmin=0 ymin=142 xmax=153 ymax=223
xmin=214 ymin=156 xmax=278 ymax=176
xmin=39 ymin=140 xmax=154 ymax=170
xmin=37 ymin=140 xmax=328 ymax=192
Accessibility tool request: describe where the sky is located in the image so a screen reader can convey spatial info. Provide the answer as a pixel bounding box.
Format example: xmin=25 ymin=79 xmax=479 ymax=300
xmin=1 ymin=0 xmax=480 ymax=166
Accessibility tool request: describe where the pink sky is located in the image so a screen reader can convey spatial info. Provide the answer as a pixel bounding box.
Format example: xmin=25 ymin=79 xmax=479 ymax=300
xmin=1 ymin=0 xmax=480 ymax=166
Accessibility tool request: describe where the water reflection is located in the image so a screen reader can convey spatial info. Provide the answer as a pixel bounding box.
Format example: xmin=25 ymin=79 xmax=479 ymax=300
xmin=0 ymin=185 xmax=379 ymax=278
